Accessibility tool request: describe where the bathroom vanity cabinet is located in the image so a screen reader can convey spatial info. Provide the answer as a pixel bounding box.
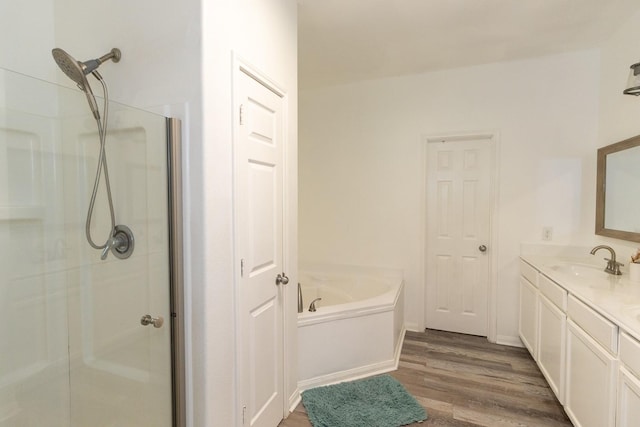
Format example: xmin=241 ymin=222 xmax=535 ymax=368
xmin=519 ymin=258 xmax=640 ymax=427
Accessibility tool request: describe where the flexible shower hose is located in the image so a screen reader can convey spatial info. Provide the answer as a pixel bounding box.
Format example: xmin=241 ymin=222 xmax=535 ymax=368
xmin=84 ymin=70 xmax=117 ymax=251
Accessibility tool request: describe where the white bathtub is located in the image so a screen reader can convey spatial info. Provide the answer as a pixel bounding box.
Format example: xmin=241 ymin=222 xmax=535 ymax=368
xmin=297 ymin=265 xmax=405 ymax=390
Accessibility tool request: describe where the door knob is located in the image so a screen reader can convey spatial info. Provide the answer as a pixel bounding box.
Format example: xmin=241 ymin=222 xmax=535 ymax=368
xmin=140 ymin=314 xmax=164 ymax=328
xmin=275 ymin=273 xmax=289 ymax=285
xmin=479 ymin=245 xmax=487 ymax=252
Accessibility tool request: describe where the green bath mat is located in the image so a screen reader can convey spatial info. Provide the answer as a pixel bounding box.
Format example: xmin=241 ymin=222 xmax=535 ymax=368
xmin=301 ymin=375 xmax=427 ymax=427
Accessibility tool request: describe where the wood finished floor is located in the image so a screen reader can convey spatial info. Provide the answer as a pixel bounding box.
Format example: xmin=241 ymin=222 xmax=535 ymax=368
xmin=279 ymin=329 xmax=573 ymax=427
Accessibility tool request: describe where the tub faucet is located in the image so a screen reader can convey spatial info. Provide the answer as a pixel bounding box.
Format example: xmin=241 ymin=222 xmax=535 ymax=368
xmin=309 ymin=298 xmax=322 ymax=312
xmin=297 ymin=283 xmax=304 ymax=314
xmin=590 ymin=245 xmax=623 ymax=275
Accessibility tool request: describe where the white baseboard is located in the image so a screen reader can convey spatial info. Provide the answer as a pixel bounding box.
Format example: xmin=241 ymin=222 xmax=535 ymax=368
xmin=404 ymin=322 xmax=421 ymax=332
xmin=288 ymin=388 xmax=301 ymax=413
xmin=298 ymin=327 xmax=406 ymax=392
xmin=496 ymin=334 xmax=524 ymax=348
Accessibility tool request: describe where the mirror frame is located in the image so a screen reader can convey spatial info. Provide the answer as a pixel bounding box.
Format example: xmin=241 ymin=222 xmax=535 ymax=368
xmin=595 ymin=134 xmax=640 ymax=243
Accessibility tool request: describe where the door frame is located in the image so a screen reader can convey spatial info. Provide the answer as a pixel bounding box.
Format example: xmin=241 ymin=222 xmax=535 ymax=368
xmin=421 ymin=130 xmax=500 ymax=343
xmin=167 ymin=118 xmax=186 ymax=427
xmin=231 ymin=55 xmax=293 ymax=425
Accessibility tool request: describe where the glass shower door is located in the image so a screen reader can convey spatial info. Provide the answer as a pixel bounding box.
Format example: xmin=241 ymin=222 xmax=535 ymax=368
xmin=0 ymin=69 xmax=72 ymax=427
xmin=0 ymin=68 xmax=175 ymax=427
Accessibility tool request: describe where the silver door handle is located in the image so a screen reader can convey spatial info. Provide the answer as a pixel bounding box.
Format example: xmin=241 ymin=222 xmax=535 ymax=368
xmin=141 ymin=314 xmax=164 ymax=328
xmin=276 ymin=273 xmax=289 ymax=285
xmin=479 ymin=245 xmax=487 ymax=252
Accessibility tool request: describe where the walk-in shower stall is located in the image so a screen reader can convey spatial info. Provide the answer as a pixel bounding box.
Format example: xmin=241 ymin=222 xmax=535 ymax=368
xmin=0 ymin=65 xmax=183 ymax=426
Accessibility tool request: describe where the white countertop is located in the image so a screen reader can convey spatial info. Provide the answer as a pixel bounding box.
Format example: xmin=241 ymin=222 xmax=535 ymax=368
xmin=521 ymin=255 xmax=640 ymax=343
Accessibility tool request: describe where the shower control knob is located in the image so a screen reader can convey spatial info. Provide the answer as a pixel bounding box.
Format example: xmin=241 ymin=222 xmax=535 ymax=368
xmin=276 ymin=273 xmax=290 ymax=285
xmin=140 ymin=314 xmax=164 ymax=328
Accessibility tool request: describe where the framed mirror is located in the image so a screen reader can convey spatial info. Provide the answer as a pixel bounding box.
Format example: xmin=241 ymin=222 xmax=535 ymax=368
xmin=596 ymin=134 xmax=640 ymax=243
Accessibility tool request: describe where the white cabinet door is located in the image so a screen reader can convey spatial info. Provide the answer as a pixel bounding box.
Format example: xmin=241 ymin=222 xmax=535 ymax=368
xmin=538 ymin=294 xmax=566 ymax=404
xmin=617 ymin=366 xmax=640 ymax=427
xmin=566 ymin=320 xmax=617 ymax=427
xmin=518 ymin=276 xmax=538 ymax=358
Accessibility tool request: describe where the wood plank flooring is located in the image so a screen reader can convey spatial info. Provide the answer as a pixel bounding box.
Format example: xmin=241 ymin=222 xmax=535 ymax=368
xmin=279 ymin=329 xmax=573 ymax=427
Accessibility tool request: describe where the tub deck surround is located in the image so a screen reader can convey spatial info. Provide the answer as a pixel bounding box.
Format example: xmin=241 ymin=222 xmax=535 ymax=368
xmin=297 ymin=265 xmax=405 ymax=390
xmin=521 ymin=255 xmax=640 ymax=341
xmin=298 ymin=268 xmax=403 ymax=324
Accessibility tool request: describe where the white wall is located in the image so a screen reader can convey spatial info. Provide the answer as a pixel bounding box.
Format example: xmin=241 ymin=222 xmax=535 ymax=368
xmin=599 ymin=8 xmax=640 ymax=146
xmin=0 ymin=0 xmax=56 ymax=81
xmin=200 ymin=1 xmax=298 ymax=425
xmin=299 ymin=50 xmax=601 ymax=342
xmin=51 ymin=0 xmax=201 ymax=120
xmin=590 ymin=8 xmax=640 ymax=267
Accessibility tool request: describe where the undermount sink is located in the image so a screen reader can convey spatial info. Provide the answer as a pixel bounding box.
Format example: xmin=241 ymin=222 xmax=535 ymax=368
xmin=548 ymin=262 xmax=608 ymax=279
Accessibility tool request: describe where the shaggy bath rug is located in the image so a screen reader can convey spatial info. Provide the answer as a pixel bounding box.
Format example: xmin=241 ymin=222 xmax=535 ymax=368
xmin=301 ymin=375 xmax=427 ymax=427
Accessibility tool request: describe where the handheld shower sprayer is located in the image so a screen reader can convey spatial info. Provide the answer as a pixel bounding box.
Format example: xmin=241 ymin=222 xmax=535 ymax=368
xmin=51 ymin=48 xmax=121 ymax=120
xmin=51 ymin=48 xmax=121 ymax=88
xmin=51 ymin=46 xmax=134 ymax=260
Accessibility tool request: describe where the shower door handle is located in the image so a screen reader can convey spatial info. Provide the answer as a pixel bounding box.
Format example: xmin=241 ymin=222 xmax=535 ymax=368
xmin=140 ymin=314 xmax=164 ymax=328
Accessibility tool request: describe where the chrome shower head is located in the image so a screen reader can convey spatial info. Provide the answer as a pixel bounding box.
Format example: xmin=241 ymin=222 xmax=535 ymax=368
xmin=52 ymin=48 xmax=88 ymax=89
xmin=51 ymin=48 xmax=122 ymax=90
xmin=51 ymin=47 xmax=121 ymax=120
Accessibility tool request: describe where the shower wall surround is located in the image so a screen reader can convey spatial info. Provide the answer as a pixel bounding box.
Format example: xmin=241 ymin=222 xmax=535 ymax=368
xmin=0 ymin=69 xmax=173 ymax=426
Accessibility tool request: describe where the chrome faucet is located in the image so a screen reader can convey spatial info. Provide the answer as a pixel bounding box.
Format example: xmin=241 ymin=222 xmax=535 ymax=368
xmin=590 ymin=245 xmax=623 ymax=275
xmin=309 ymin=298 xmax=322 ymax=312
xmin=100 ymin=233 xmax=128 ymax=260
xmin=297 ymin=283 xmax=304 ymax=314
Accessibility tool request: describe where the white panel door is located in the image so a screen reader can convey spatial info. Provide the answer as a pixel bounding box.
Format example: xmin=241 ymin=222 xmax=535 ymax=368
xmin=426 ymin=139 xmax=492 ymax=336
xmin=236 ymin=69 xmax=285 ymax=427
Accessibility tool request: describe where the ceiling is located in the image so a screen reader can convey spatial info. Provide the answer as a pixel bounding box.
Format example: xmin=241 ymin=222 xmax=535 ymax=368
xmin=298 ymin=0 xmax=640 ymax=89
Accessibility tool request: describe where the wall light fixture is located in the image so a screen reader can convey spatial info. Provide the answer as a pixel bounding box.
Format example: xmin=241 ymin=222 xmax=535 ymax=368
xmin=623 ymin=61 xmax=640 ymax=95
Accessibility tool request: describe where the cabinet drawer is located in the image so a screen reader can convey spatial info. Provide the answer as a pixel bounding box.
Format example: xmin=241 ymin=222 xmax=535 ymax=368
xmin=520 ymin=259 xmax=538 ymax=286
xmin=568 ymin=295 xmax=618 ymax=354
xmin=620 ymin=332 xmax=640 ymax=378
xmin=538 ymin=274 xmax=567 ymax=311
